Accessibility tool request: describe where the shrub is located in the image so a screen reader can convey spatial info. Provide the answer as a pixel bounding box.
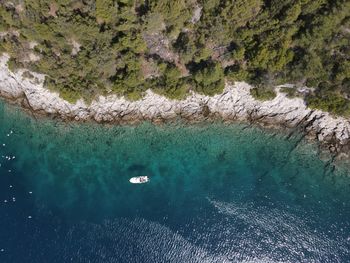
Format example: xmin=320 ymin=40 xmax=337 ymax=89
xmin=126 ymin=89 xmax=144 ymax=101
xmin=6 ymin=58 xmax=17 ymax=72
xmin=250 ymin=87 xmax=277 ymax=101
xmin=96 ymin=0 xmax=116 ymax=24
xmin=193 ymin=62 xmax=225 ymax=96
xmin=59 ymin=88 xmax=81 ymax=104
xmin=306 ymin=92 xmax=350 ymax=116
xmin=225 ymin=65 xmax=249 ymax=82
xmin=280 ymin=87 xmax=298 ymax=98
xmin=153 ymin=82 xmax=189 ymax=100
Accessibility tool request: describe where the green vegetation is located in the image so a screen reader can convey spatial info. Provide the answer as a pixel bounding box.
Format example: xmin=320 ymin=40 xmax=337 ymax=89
xmin=193 ymin=62 xmax=225 ymax=96
xmin=0 ymin=0 xmax=349 ymax=113
xmin=306 ymin=83 xmax=350 ymax=116
xmin=250 ymin=87 xmax=277 ymax=101
xmin=307 ymin=92 xmax=350 ymax=116
xmin=280 ymin=87 xmax=298 ymax=98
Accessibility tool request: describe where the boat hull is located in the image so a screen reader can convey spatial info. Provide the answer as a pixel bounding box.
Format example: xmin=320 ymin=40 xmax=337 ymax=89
xmin=129 ymin=176 xmax=149 ymax=184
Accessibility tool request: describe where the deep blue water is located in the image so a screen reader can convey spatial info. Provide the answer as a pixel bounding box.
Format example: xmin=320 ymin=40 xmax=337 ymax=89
xmin=0 ymin=101 xmax=349 ymax=262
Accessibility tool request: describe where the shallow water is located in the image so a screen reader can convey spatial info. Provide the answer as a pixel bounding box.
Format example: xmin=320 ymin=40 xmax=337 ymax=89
xmin=0 ymin=101 xmax=349 ymax=262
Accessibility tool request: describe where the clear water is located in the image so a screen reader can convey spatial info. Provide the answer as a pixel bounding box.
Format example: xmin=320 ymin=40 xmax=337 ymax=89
xmin=0 ymin=101 xmax=349 ymax=263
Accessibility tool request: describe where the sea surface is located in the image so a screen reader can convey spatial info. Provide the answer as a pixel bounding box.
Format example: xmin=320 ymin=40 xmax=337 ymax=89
xmin=0 ymin=100 xmax=349 ymax=263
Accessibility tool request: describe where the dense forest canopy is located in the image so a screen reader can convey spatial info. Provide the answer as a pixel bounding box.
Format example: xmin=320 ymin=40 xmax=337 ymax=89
xmin=0 ymin=0 xmax=350 ymax=114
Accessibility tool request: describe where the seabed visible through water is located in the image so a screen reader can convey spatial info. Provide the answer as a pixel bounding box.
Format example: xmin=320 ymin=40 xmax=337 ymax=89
xmin=0 ymin=100 xmax=349 ymax=262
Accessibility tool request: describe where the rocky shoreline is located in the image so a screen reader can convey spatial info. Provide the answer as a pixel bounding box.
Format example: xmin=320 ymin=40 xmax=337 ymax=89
xmin=1 ymin=54 xmax=350 ymax=158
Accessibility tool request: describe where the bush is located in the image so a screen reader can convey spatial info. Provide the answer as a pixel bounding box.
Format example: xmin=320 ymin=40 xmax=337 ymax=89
xmin=250 ymin=87 xmax=277 ymax=101
xmin=126 ymin=89 xmax=144 ymax=101
xmin=280 ymin=87 xmax=298 ymax=98
xmin=196 ymin=79 xmax=225 ymax=96
xmin=96 ymin=0 xmax=116 ymax=24
xmin=6 ymin=58 xmax=17 ymax=72
xmin=59 ymin=88 xmax=81 ymax=104
xmin=153 ymin=83 xmax=189 ymax=100
xmin=225 ymin=65 xmax=249 ymax=82
xmin=306 ymin=92 xmax=350 ymax=116
xmin=193 ymin=62 xmax=225 ymax=96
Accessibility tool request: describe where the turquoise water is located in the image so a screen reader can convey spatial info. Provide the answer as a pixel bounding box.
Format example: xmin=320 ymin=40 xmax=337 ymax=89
xmin=0 ymin=100 xmax=349 ymax=262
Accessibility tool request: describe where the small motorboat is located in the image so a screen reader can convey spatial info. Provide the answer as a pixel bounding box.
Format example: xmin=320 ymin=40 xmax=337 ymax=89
xmin=129 ymin=176 xmax=149 ymax=184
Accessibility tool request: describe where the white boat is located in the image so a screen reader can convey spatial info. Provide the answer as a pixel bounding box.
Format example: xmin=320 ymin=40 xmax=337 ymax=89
xmin=129 ymin=176 xmax=149 ymax=184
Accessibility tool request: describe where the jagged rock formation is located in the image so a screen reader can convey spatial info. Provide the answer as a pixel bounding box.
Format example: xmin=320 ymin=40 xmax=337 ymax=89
xmin=0 ymin=54 xmax=349 ymax=156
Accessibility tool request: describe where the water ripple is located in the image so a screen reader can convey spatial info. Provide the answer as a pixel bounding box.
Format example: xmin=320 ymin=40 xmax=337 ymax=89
xmin=208 ymin=198 xmax=349 ymax=262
